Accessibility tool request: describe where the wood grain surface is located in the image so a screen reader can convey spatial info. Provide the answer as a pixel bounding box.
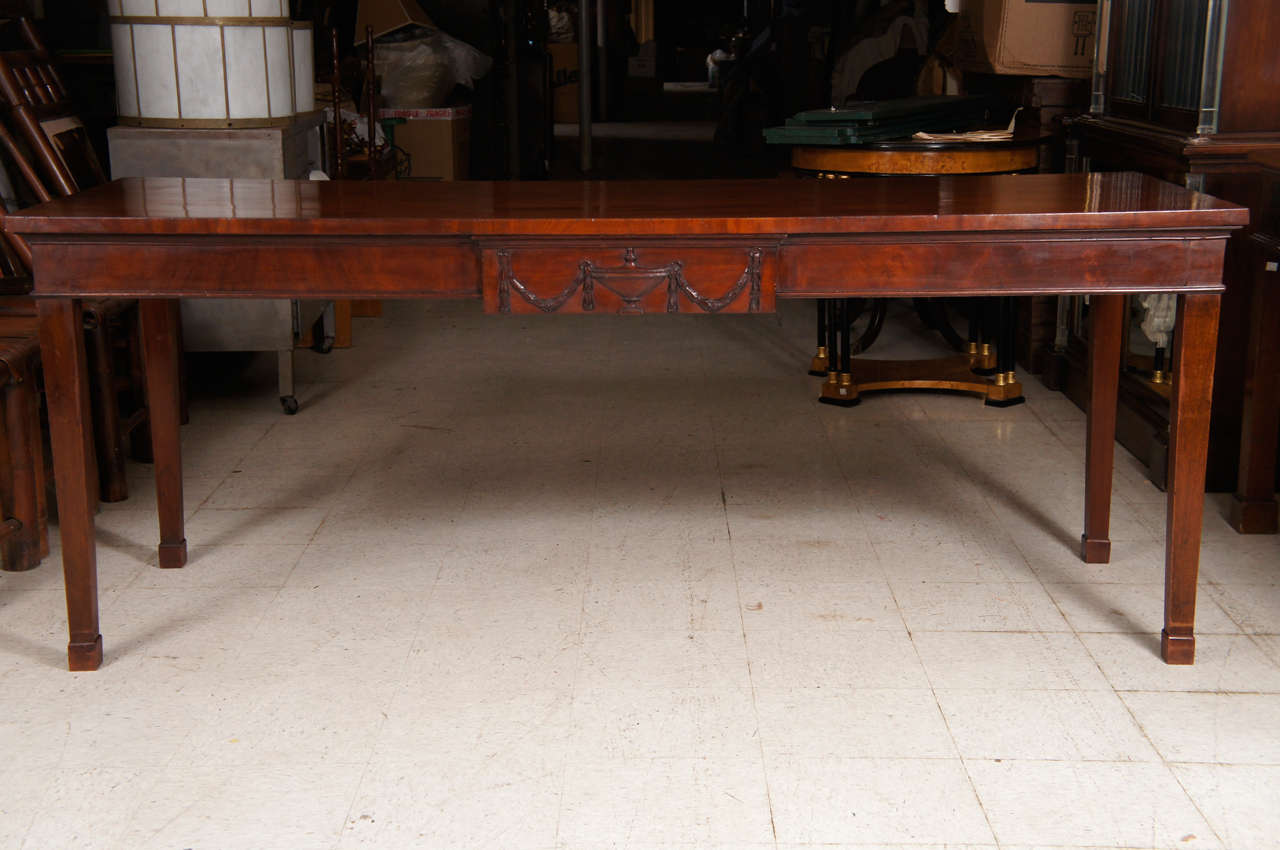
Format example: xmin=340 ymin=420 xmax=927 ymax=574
xmin=4 ymin=172 xmax=1247 ymax=237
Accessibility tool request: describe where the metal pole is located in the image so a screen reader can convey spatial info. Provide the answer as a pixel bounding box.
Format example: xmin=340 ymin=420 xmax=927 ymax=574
xmin=330 ymin=27 xmax=343 ymax=178
xmin=578 ymin=0 xmax=592 ymax=172
xmin=365 ymin=26 xmax=376 ymax=178
xmin=505 ymin=0 xmax=520 ymax=179
xmin=596 ymin=0 xmax=608 ymax=122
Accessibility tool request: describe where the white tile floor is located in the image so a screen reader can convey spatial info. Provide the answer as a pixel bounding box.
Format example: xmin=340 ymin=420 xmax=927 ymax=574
xmin=2 ymin=299 xmax=1279 ymax=850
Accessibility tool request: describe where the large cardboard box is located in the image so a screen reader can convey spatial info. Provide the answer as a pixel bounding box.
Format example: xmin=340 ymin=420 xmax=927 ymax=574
xmin=382 ymin=106 xmax=470 ymax=180
xmin=355 ymin=0 xmax=434 ymax=43
xmin=549 ymin=43 xmax=580 ymax=124
xmin=948 ymin=0 xmax=1097 ymax=79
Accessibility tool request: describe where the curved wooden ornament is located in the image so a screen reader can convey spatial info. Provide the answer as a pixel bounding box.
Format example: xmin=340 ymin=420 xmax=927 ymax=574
xmin=497 ymin=247 xmax=763 ymax=315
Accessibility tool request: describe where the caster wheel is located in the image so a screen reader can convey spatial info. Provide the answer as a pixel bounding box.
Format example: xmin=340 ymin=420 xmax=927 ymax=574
xmin=280 ymin=395 xmax=299 ymax=415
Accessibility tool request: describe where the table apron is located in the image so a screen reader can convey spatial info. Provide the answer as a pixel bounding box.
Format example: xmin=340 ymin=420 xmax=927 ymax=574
xmin=476 ymin=240 xmax=776 ymax=315
xmin=779 ymin=232 xmax=1231 ymax=297
xmin=26 ymin=235 xmax=483 ymax=299
xmin=25 ymin=231 xmax=1230 ymax=299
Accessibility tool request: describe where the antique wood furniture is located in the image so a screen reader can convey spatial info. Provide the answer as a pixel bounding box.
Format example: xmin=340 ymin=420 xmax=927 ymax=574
xmin=3 ymin=172 xmax=1246 ymax=671
xmin=0 ymin=313 xmax=46 ymax=572
xmin=0 ymin=16 xmax=151 ymax=503
xmin=1062 ymin=0 xmax=1280 ymax=501
xmin=1232 ymin=152 xmax=1280 ymax=533
xmin=0 ymin=17 xmax=107 ymax=194
xmin=790 ymin=130 xmax=1049 ymax=407
xmin=0 ymin=130 xmax=48 ymax=571
xmin=789 ymin=133 xmax=1040 ymax=176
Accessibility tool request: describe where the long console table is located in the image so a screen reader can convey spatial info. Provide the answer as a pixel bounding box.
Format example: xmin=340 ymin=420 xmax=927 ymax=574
xmin=3 ymin=173 xmax=1247 ymax=670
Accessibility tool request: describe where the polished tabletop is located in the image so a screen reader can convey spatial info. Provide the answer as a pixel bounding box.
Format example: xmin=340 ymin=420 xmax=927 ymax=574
xmin=4 ymin=172 xmax=1248 ymax=238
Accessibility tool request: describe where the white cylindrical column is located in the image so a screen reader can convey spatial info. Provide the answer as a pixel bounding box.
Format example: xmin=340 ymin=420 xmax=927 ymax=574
xmin=292 ymin=22 xmax=315 ymax=113
xmin=110 ymin=2 xmax=301 ymax=128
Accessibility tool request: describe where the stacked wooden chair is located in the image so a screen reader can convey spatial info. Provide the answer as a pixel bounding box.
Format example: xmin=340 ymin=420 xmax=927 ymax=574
xmin=0 ymin=10 xmax=150 ymax=509
xmin=0 ymin=7 xmax=153 ymax=570
xmin=0 ymin=216 xmax=43 ymax=570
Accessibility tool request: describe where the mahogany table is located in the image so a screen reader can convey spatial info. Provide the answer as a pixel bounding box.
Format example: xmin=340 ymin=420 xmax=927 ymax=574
xmin=3 ymin=172 xmax=1247 ymax=671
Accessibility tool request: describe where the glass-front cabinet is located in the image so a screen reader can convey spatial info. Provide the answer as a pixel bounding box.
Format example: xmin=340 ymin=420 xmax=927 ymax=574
xmin=1091 ymin=0 xmax=1229 ymax=134
xmin=1059 ymin=0 xmax=1280 ymax=497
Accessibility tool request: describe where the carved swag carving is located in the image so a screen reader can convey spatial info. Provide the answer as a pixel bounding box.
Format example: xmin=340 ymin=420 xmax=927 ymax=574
xmin=497 ymin=247 xmax=763 ymax=314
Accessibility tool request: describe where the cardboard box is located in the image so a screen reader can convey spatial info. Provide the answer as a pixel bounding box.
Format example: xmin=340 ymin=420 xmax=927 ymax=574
xmin=355 ymin=0 xmax=435 ymax=43
xmin=549 ymin=43 xmax=580 ymax=124
xmin=948 ymin=0 xmax=1097 ymax=79
xmin=382 ymin=106 xmax=470 ymax=180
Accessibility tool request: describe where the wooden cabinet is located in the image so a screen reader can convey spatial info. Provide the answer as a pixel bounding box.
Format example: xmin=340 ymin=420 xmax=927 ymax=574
xmin=1055 ymin=0 xmax=1280 ymax=499
xmin=1233 ymin=153 xmax=1280 ymax=532
xmin=1098 ymin=0 xmax=1233 ymax=133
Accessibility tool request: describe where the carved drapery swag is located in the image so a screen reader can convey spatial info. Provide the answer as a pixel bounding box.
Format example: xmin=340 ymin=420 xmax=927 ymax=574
xmin=498 ymin=247 xmax=763 ymax=314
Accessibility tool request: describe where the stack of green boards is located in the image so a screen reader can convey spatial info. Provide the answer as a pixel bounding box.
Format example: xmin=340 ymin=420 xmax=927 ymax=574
xmin=764 ymin=95 xmax=992 ymax=146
